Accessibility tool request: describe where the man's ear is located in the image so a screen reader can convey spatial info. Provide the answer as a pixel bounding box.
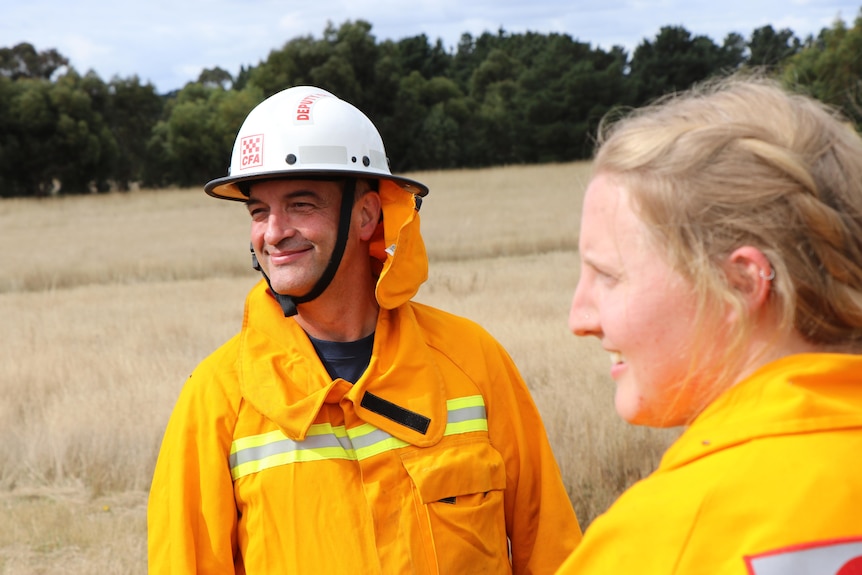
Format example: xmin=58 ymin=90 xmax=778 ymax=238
xmin=723 ymin=246 xmax=774 ymax=312
xmin=356 ymin=191 xmax=382 ymax=241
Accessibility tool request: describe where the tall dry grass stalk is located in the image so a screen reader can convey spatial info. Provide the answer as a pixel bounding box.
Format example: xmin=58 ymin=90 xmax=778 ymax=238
xmin=0 ymin=162 xmax=679 ymax=574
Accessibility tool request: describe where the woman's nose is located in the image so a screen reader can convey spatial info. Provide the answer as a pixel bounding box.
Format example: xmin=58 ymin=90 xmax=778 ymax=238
xmin=569 ymin=282 xmax=598 ymax=337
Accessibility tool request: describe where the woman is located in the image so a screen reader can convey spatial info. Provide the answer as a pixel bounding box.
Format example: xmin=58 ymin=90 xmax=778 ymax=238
xmin=559 ymin=76 xmax=862 ymax=574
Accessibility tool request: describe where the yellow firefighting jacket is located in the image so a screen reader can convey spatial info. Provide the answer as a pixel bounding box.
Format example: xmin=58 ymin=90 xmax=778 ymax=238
xmin=148 ymin=182 xmax=581 ymax=574
xmin=556 ymin=353 xmax=862 ymax=575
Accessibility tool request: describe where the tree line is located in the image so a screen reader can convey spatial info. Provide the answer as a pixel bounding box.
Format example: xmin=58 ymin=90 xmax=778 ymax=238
xmin=1 ymin=11 xmax=861 ymax=198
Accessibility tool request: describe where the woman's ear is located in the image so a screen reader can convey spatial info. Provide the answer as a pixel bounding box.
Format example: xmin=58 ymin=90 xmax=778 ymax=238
xmin=723 ymin=246 xmax=774 ymax=312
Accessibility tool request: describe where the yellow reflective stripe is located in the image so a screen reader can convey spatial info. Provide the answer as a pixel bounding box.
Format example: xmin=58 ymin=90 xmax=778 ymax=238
xmin=345 ymin=421 xmax=378 ymax=440
xmin=307 ymin=422 xmax=349 ymax=437
xmin=447 ymin=395 xmax=485 ymax=410
xmin=445 ymin=418 xmax=488 ymax=435
xmin=230 ymin=423 xmax=346 ymax=455
xmin=354 ymin=436 xmax=409 ymax=460
xmin=230 ymin=429 xmax=285 ymax=454
xmin=231 ymin=446 xmax=355 ymax=480
xmin=230 ymin=395 xmax=487 ymax=480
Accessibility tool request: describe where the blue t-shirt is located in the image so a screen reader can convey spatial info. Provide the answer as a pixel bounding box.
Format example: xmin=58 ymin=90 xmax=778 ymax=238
xmin=307 ymin=332 xmax=375 ymax=384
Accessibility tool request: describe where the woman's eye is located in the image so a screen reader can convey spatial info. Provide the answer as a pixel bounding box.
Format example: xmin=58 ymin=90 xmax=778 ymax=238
xmin=595 ymin=268 xmax=619 ymax=286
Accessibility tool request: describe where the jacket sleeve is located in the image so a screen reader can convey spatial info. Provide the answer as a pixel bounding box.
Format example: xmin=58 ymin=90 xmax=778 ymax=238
xmin=483 ymin=337 xmax=583 ymax=575
xmin=147 ymin=355 xmax=242 ymax=574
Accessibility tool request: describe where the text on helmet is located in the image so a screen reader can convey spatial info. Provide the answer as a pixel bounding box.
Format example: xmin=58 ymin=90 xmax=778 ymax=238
xmin=295 ymin=93 xmax=330 ymax=122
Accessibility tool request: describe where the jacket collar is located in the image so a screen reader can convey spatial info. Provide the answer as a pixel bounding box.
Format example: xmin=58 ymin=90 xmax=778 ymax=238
xmin=370 ymin=180 xmax=428 ymax=310
xmin=238 ymin=281 xmax=447 ymax=447
xmin=660 ymin=353 xmax=862 ymax=471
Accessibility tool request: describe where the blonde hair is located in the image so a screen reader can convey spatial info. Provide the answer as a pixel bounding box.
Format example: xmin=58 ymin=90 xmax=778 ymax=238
xmin=593 ymin=74 xmax=862 ymax=396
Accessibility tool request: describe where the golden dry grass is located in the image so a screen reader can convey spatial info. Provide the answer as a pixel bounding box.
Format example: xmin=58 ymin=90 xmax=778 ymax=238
xmin=0 ymin=162 xmax=679 ymax=574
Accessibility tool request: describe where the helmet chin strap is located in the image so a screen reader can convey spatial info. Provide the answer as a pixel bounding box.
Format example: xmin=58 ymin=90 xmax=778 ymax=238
xmin=251 ymin=178 xmax=357 ymax=317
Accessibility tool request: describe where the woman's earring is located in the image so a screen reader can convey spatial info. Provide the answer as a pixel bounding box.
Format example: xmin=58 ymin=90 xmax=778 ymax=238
xmin=759 ymin=268 xmax=775 ymax=281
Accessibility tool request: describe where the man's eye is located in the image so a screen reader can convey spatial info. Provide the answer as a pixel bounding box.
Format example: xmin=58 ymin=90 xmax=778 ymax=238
xmin=290 ymin=202 xmax=316 ymax=211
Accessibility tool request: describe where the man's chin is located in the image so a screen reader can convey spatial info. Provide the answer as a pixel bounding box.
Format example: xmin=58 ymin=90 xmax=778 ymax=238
xmin=267 ymin=278 xmax=311 ymax=297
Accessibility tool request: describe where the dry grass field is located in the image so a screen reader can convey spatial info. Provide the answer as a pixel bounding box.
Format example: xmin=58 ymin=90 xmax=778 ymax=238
xmin=0 ymin=162 xmax=679 ymax=574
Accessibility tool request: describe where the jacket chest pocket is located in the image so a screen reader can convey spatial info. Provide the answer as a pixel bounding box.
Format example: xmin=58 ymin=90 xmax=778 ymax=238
xmin=401 ymin=438 xmax=511 ymax=574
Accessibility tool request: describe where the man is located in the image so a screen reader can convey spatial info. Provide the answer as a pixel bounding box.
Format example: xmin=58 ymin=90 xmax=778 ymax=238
xmin=148 ymin=85 xmax=581 ymax=574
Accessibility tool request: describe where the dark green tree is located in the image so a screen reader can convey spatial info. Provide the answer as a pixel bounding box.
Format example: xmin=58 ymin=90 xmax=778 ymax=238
xmin=380 ymin=71 xmax=430 ymax=171
xmin=470 ymin=48 xmax=523 ymax=101
xmin=473 ymin=79 xmax=521 ymax=166
xmin=409 ymin=77 xmax=465 ymax=168
xmin=450 ymin=33 xmax=482 ymax=92
xmin=7 ymin=18 xmax=842 ymax=197
xmin=365 ymin=34 xmax=451 ymax=128
xmin=325 ymin=20 xmax=378 ymax=109
xmin=105 ymin=75 xmax=164 ymax=190
xmin=0 ymin=77 xmax=56 ymax=196
xmin=466 ymin=40 xmax=526 ymax=165
xmin=0 ymin=70 xmax=118 ymax=196
xmin=146 ymin=84 xmax=263 ymax=187
xmin=248 ymin=34 xmax=328 ymax=97
xmin=49 ymin=70 xmax=119 ymax=193
xmin=515 ymin=33 xmax=627 ymax=163
xmin=629 ymin=26 xmax=744 ymax=105
xmin=394 ymin=34 xmax=450 ymax=80
xmin=782 ymin=10 xmax=862 ymax=126
xmin=721 ymin=32 xmax=747 ymax=68
xmin=747 ymin=25 xmax=802 ymax=68
xmin=0 ymin=42 xmax=68 ymax=80
xmin=248 ymin=19 xmax=379 ymax=109
xmin=234 ymin=64 xmax=253 ymax=91
xmin=198 ymin=67 xmax=234 ymax=89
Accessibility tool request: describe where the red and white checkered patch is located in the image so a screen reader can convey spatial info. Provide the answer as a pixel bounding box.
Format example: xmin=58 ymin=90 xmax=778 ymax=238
xmin=745 ymin=537 xmax=862 ymax=575
xmin=239 ymin=134 xmax=263 ymax=170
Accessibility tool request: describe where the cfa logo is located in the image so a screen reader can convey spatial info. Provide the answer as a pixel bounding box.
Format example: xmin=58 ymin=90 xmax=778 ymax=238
xmin=745 ymin=537 xmax=862 ymax=575
xmin=240 ymin=134 xmax=263 ymax=170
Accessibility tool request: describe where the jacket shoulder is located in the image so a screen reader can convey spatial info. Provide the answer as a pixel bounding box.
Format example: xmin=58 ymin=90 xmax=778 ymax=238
xmin=405 ymin=301 xmax=520 ymax=389
xmin=192 ymin=330 xmax=241 ymax=371
xmin=408 ymin=301 xmax=500 ymax=351
xmin=181 ymin=331 xmax=244 ymax=407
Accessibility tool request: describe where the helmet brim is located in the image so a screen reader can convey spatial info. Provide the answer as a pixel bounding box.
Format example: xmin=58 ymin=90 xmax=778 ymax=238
xmin=204 ymin=169 xmax=429 ymax=202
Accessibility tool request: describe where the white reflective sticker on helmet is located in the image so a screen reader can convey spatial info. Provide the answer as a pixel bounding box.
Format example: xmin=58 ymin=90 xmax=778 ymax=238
xmin=298 ymin=145 xmax=348 ymax=166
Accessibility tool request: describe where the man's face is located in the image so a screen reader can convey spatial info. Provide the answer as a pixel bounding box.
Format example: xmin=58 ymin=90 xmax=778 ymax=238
xmin=246 ymin=179 xmax=343 ymax=297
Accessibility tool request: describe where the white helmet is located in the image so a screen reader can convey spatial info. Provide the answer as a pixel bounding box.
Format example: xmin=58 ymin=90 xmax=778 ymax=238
xmin=205 ymin=86 xmax=428 ymax=200
xmin=204 ymin=86 xmax=429 ymax=317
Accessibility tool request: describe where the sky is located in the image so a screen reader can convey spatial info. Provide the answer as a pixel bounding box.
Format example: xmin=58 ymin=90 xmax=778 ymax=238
xmin=3 ymin=0 xmax=859 ymax=94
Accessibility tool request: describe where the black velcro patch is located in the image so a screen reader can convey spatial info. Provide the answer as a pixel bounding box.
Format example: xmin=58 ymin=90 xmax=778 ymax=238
xmin=360 ymin=392 xmax=431 ymax=434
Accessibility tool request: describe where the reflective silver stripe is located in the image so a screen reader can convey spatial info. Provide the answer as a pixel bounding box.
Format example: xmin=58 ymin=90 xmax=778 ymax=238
xmin=447 ymin=405 xmax=485 ymax=424
xmin=745 ymin=539 xmax=862 ymax=574
xmin=229 ymin=429 xmax=354 ymax=470
xmin=230 ymin=395 xmax=488 ymax=480
xmin=348 ymin=427 xmax=394 ymax=451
